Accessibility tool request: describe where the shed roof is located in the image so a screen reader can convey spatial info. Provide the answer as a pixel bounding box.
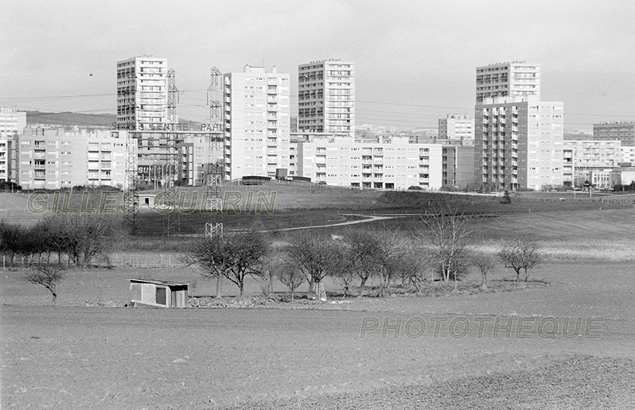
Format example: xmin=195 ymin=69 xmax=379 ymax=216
xmin=129 ymin=278 xmax=189 ymax=287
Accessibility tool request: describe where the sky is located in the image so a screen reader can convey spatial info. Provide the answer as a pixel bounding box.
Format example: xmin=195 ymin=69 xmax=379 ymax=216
xmin=1 ymin=0 xmax=634 ymax=131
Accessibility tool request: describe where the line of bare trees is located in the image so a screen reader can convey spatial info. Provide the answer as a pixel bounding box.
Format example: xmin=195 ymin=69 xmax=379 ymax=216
xmin=189 ymin=204 xmax=543 ymax=301
xmin=0 ymin=214 xmax=114 ymax=267
xmin=1 ymin=213 xmax=116 ymax=305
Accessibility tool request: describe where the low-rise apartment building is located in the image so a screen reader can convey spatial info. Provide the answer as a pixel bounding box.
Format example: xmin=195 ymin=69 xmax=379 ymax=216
xmin=562 ymin=140 xmax=622 ymax=187
xmin=17 ymin=127 xmax=127 ymax=190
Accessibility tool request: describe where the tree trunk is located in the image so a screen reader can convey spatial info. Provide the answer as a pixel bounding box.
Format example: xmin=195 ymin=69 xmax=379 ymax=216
xmin=307 ymin=276 xmax=315 ymax=294
xmin=48 ymin=285 xmax=57 ymax=306
xmin=315 ymin=281 xmax=327 ymax=302
xmin=358 ymin=276 xmax=368 ymax=298
xmin=216 ymin=275 xmax=222 ymax=298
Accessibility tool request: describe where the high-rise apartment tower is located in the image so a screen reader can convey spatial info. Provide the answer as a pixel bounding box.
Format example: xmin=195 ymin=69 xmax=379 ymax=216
xmin=117 ymin=57 xmax=169 ymax=130
xmin=476 ymin=62 xmax=540 ymax=103
xmin=298 ymin=60 xmax=355 ymax=136
xmin=474 ymin=96 xmax=564 ymax=190
xmin=223 ymin=65 xmax=291 ymax=180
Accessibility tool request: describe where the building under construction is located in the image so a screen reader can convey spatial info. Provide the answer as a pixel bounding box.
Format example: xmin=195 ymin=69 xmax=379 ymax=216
xmin=117 ymin=56 xmax=225 ymax=234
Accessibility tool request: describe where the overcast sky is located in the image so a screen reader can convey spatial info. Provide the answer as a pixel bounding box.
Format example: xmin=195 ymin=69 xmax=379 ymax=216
xmin=2 ymin=0 xmax=634 ymax=131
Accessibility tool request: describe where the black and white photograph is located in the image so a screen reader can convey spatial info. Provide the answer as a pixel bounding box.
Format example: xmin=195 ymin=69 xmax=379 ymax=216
xmin=1 ymin=0 xmax=634 ymax=408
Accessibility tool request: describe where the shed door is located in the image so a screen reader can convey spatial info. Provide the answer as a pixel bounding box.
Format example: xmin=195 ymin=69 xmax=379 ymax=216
xmin=156 ymin=287 xmax=167 ymax=306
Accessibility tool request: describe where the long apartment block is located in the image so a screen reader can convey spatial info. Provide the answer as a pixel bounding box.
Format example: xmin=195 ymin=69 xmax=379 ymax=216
xmin=291 ymin=134 xmax=473 ymax=190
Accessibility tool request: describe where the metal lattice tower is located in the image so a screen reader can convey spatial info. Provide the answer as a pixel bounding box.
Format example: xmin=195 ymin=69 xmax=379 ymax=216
xmin=207 ymin=67 xmax=223 ymax=131
xmin=163 ymin=68 xmax=180 ymax=238
xmin=121 ymin=67 xmax=138 ymax=233
xmin=122 ymin=130 xmax=139 ymax=234
xmin=204 ymin=66 xmax=225 ymax=222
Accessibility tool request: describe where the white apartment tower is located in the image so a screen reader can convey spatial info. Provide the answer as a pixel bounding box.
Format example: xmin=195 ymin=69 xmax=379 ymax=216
xmin=116 ymin=56 xmax=169 ymax=130
xmin=298 ymin=60 xmax=355 ymax=137
xmin=476 ymin=62 xmax=540 ymax=103
xmin=223 ymin=65 xmax=291 ymax=180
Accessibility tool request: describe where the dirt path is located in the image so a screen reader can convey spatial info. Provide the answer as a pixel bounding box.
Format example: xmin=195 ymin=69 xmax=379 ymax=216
xmin=266 ymin=214 xmax=399 ymax=232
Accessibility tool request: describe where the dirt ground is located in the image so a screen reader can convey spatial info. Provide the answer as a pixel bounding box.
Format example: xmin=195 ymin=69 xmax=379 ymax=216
xmin=2 ymin=260 xmax=634 ymax=409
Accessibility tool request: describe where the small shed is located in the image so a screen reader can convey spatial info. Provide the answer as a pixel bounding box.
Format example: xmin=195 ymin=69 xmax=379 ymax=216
xmin=139 ymin=194 xmax=157 ymax=208
xmin=129 ymin=279 xmax=189 ymax=308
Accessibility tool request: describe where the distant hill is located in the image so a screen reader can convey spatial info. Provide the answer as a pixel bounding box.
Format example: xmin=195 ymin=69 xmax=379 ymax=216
xmin=27 ymin=111 xmax=116 ymax=127
xmin=26 ymin=111 xmax=202 ymax=129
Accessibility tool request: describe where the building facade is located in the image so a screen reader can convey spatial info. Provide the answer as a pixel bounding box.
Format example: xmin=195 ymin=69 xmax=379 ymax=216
xmin=223 ymin=65 xmax=291 ymax=180
xmin=562 ymin=140 xmax=623 ymax=187
xmin=291 ymin=134 xmax=473 ymax=190
xmin=476 ymin=62 xmax=540 ymax=104
xmin=117 ymin=56 xmax=169 ymax=130
xmin=475 ymin=96 xmax=564 ymax=190
xmin=438 ymin=114 xmax=474 ymax=142
xmin=593 ymin=122 xmax=635 ymax=146
xmin=0 ymin=107 xmax=26 ymax=182
xmin=298 ymin=60 xmax=355 ymax=136
xmin=621 ymin=146 xmax=635 ymax=165
xmin=17 ymin=127 xmax=127 ymax=190
xmin=563 ymin=140 xmax=622 ymax=168
xmin=133 ymin=129 xmax=223 ymax=188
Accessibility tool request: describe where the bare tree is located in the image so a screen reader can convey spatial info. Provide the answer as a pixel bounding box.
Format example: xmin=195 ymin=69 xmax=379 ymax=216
xmin=420 ymin=203 xmax=474 ymax=289
xmin=24 ymin=264 xmax=66 ymax=305
xmin=372 ymin=230 xmax=408 ymax=297
xmin=400 ymin=250 xmax=431 ymax=293
xmin=345 ymin=229 xmax=381 ymax=297
xmin=472 ymin=252 xmax=496 ymax=288
xmin=260 ymin=254 xmax=279 ymax=297
xmin=285 ymin=233 xmax=341 ymax=302
xmin=276 ymin=261 xmax=305 ymax=302
xmin=497 ymin=237 xmax=541 ymax=282
xmin=330 ymin=244 xmax=356 ymax=297
xmin=192 ymin=230 xmax=268 ymax=297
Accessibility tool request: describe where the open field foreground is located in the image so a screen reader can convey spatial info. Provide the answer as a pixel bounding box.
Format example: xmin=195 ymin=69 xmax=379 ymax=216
xmin=2 ymin=260 xmax=635 ymax=409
